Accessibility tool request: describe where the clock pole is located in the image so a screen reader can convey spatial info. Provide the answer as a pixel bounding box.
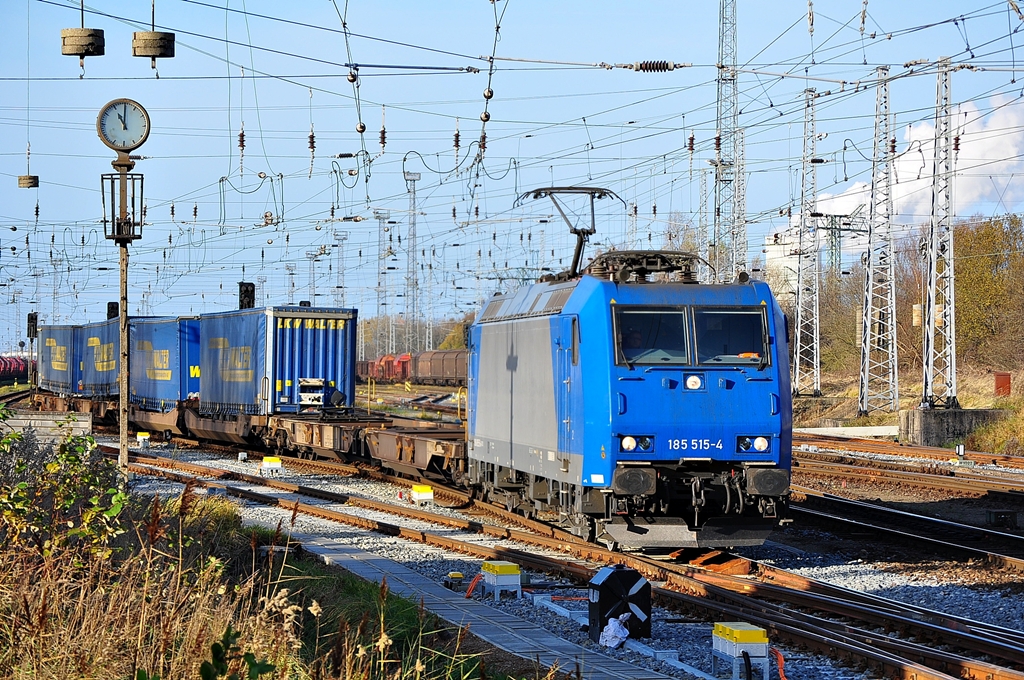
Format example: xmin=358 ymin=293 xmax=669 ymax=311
xmin=114 ymin=151 xmax=134 ymax=473
xmin=98 ymin=98 xmax=149 ymax=475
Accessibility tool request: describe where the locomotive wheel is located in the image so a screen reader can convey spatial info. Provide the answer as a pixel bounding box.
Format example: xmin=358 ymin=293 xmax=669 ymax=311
xmin=567 ymin=513 xmax=594 ymax=541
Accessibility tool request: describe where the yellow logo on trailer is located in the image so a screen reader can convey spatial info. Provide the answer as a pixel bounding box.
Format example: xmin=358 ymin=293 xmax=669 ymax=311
xmin=51 ymin=344 xmax=68 ymax=372
xmin=276 ymin=317 xmax=345 ymax=330
xmin=88 ymin=337 xmax=116 ymax=372
xmin=210 ymin=338 xmax=254 ymax=382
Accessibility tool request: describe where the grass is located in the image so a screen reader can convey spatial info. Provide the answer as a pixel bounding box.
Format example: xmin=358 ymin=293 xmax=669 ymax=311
xmin=965 ymin=395 xmax=1024 ymax=454
xmin=0 ymin=423 xmax=573 ymax=680
xmin=794 ymin=365 xmax=1024 ymax=434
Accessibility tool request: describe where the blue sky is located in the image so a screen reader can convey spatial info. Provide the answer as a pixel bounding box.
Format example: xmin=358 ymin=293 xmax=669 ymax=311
xmin=2 ymin=1 xmax=1023 ymax=348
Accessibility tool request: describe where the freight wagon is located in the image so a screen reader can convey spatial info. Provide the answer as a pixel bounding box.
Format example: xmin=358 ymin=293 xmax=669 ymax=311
xmin=184 ymin=306 xmax=358 ymax=443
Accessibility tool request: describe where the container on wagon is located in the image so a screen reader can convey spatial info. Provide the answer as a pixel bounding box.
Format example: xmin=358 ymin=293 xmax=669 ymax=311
xmin=129 ymin=316 xmax=200 ymax=435
xmin=198 ymin=306 xmax=357 ymax=416
xmin=37 ymin=324 xmax=80 ymax=395
xmin=77 ymin=318 xmax=121 ymax=398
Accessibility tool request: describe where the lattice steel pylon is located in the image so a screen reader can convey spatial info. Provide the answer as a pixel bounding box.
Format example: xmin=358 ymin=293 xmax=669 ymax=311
xmin=404 ymin=172 xmax=420 ymax=353
xmin=698 ymin=169 xmax=711 ymax=282
xmin=333 ymin=230 xmax=348 ymax=307
xmin=732 ymin=127 xmax=747 ymax=275
xmin=921 ymin=57 xmax=959 ymax=409
xmin=713 ymin=0 xmax=738 ymax=282
xmin=858 ymin=66 xmax=899 ymax=415
xmin=373 ymin=209 xmax=392 ymax=355
xmin=793 ymin=88 xmax=821 ymax=397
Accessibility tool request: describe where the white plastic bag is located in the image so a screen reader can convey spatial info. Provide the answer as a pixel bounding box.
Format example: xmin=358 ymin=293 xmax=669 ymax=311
xmin=598 ymin=612 xmax=631 ymax=648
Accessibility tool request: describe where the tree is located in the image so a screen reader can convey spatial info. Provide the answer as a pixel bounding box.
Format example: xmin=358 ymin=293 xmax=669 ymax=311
xmin=437 ymin=312 xmax=475 ymax=350
xmin=953 ymin=214 xmax=1024 ymax=368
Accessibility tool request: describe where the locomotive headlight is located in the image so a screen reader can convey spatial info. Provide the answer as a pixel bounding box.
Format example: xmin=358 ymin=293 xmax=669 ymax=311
xmin=636 ymin=436 xmax=652 ymax=451
xmin=753 ymin=436 xmax=770 ymax=452
xmin=620 ymin=436 xmax=637 ymax=452
xmin=738 ymin=437 xmax=752 ymax=451
xmin=685 ymin=375 xmax=702 ymax=390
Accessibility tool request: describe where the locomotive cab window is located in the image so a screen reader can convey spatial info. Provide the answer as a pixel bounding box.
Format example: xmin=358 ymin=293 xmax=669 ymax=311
xmin=613 ymin=307 xmax=690 ymax=365
xmin=694 ymin=307 xmax=769 ymax=366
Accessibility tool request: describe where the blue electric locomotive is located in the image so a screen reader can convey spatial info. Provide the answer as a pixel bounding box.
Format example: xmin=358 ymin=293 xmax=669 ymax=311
xmin=467 ymin=249 xmax=791 ymax=550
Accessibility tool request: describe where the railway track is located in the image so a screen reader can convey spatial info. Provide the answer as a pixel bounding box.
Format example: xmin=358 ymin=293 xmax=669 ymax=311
xmin=795 ymin=431 xmax=1024 ymax=467
xmin=794 ymin=456 xmax=1024 ymax=496
xmin=116 ymin=446 xmax=1024 ymax=680
xmin=0 ymin=388 xmax=32 ymax=407
xmin=791 ymin=485 xmax=1024 ymax=571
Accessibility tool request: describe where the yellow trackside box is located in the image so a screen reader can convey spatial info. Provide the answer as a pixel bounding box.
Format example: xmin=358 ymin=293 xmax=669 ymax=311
xmin=713 ymin=622 xmax=768 ymax=658
xmin=480 ymin=561 xmax=522 ymax=600
xmin=411 ymin=484 xmax=434 ymax=503
xmin=260 ymin=457 xmax=283 ymax=475
xmin=481 ymin=560 xmax=520 ymax=575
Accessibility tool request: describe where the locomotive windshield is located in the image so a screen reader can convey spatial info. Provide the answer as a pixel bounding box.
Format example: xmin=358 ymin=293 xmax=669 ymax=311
xmin=614 ymin=307 xmax=690 ymax=365
xmin=694 ymin=307 xmax=768 ymax=365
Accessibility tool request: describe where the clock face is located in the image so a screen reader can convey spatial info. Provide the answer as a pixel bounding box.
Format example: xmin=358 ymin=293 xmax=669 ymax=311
xmin=97 ymin=99 xmax=150 ymax=152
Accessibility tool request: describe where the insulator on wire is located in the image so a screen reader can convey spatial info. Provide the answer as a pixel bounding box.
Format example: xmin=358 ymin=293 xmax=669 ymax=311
xmin=474 ymin=205 xmax=479 ymax=218
xmin=715 ymin=135 xmax=722 ymax=152
xmin=953 ymin=135 xmax=960 ymax=152
xmin=633 ymin=60 xmax=676 ymax=72
xmin=170 ymin=203 xmax=175 ymax=220
xmin=479 ymin=133 xmax=487 ymax=152
xmin=452 ymin=206 xmax=457 ymax=219
xmin=379 ymin=106 xmax=386 ymax=149
xmin=308 ymin=128 xmax=316 ymax=153
xmin=330 ymin=205 xmax=335 ymax=219
xmin=238 ymin=125 xmax=245 ymax=153
xmin=454 ymin=119 xmax=461 ymax=151
xmin=632 ymin=203 xmax=638 ymax=216
xmin=687 ymin=133 xmax=695 ymax=153
xmin=652 ymin=204 xmax=657 ymax=218
xmin=34 ymin=202 xmax=40 ymax=222
xmin=168 ymin=233 xmax=172 ymax=245
xmin=192 ymin=204 xmax=198 ymax=221
xmin=889 ymin=138 xmax=896 ymax=154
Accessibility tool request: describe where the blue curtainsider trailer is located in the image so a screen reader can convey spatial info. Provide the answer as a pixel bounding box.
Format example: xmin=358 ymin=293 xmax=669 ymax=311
xmin=129 ymin=317 xmax=201 ymax=435
xmin=78 ymin=318 xmax=120 ymax=398
xmin=198 ymin=306 xmax=358 ymax=416
xmin=38 ymin=324 xmax=80 ymax=395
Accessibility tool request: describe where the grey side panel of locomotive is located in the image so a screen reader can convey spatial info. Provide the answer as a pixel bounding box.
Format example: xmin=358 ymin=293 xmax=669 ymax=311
xmin=472 ymin=318 xmax=554 ymax=463
xmin=471 ymin=317 xmax=582 ymax=482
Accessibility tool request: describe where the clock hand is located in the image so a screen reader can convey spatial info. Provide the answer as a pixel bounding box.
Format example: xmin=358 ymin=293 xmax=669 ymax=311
xmin=116 ymin=113 xmax=127 ymax=130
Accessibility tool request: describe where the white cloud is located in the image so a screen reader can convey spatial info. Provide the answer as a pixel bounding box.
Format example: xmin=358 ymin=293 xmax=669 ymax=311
xmin=809 ymin=94 xmax=1024 ymax=224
